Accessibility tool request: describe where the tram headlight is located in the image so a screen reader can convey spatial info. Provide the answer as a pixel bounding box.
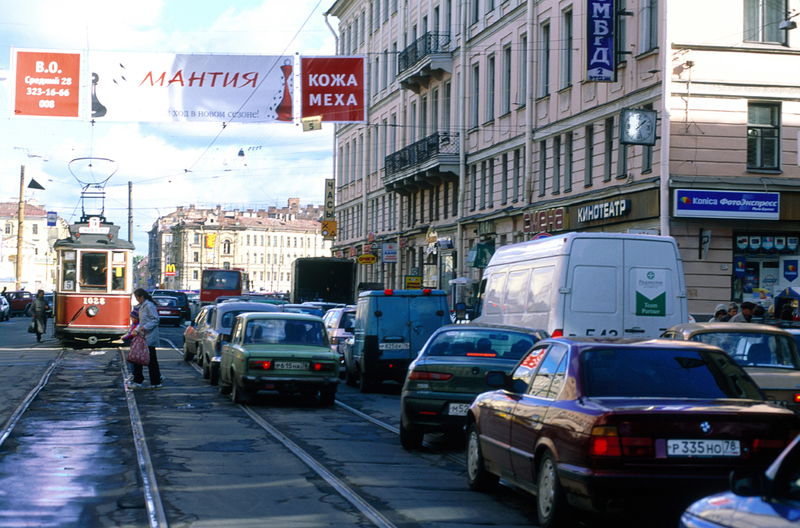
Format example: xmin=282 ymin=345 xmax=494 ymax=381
xmin=86 ymin=305 xmax=99 ymax=317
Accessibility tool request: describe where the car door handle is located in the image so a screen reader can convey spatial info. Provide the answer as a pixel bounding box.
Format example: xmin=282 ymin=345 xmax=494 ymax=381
xmin=625 ymin=327 xmax=646 ymax=333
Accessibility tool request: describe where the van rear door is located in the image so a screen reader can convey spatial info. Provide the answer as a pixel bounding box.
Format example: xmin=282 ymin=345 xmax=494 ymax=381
xmin=408 ymin=295 xmax=448 ymax=354
xmin=623 ymin=238 xmax=685 ymax=337
xmin=375 ymin=296 xmax=413 ymax=359
xmin=563 ymin=238 xmax=624 ymax=337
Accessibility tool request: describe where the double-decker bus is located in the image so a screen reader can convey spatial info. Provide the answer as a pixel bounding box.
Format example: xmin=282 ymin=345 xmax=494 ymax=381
xmin=199 ymin=268 xmax=249 ymax=305
xmin=53 ymin=216 xmax=135 ymax=345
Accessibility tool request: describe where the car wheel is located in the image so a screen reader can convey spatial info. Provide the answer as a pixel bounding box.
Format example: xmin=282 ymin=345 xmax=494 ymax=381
xmin=182 ymin=344 xmax=193 ymax=362
xmin=230 ymin=377 xmax=250 ymax=403
xmin=400 ymin=420 xmax=424 ymax=450
xmin=24 ymin=305 xmax=31 ymax=317
xmin=466 ymin=423 xmax=499 ymax=492
xmin=358 ymin=367 xmax=373 ymax=394
xmin=319 ymin=388 xmax=336 ymax=406
xmin=202 ymin=353 xmax=211 ymax=380
xmin=209 ymin=364 xmax=219 ymax=386
xmin=345 ymin=364 xmax=358 ymax=387
xmin=537 ymin=450 xmax=571 ymax=528
xmin=218 ymin=374 xmax=232 ymax=395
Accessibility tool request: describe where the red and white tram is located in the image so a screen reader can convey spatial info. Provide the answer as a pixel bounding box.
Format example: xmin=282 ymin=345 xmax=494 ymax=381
xmin=53 ymin=216 xmax=135 ymax=345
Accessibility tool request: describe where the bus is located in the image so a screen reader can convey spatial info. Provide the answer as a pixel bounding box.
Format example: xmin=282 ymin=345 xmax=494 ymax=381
xmin=200 ymin=268 xmax=249 ymax=305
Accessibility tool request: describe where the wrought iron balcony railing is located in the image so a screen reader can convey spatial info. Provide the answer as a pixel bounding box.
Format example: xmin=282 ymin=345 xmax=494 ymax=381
xmin=398 ymin=32 xmax=451 ymax=72
xmin=385 ymin=132 xmax=459 ymax=178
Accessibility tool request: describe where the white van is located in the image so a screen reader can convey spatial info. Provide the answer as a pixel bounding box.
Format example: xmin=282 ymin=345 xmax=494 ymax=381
xmin=473 ymin=232 xmax=688 ymax=338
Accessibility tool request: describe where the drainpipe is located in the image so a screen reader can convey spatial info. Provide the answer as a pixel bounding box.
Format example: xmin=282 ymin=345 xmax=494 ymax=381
xmin=659 ymin=1 xmax=671 ymax=236
xmin=456 ymin=0 xmax=468 ymax=278
xmin=524 ymin=0 xmax=535 ymax=206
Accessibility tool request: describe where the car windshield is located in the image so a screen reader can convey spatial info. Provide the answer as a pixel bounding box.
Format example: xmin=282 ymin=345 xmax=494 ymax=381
xmin=425 ymin=329 xmax=537 ymax=360
xmin=689 ymin=332 xmax=800 ymax=369
xmin=583 ymin=348 xmax=763 ymax=400
xmin=244 ymin=319 xmax=328 ymax=346
xmin=341 ymin=312 xmax=356 ymax=329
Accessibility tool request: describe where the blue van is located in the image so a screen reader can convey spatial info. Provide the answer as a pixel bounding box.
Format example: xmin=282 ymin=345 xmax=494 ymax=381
xmin=345 ymin=289 xmax=450 ymax=392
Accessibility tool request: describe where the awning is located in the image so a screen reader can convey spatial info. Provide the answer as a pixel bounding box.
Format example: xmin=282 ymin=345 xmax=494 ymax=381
xmin=465 ymin=243 xmax=495 ymax=269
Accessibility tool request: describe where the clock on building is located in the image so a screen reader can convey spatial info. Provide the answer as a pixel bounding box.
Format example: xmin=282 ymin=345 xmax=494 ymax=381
xmin=620 ymin=108 xmax=658 ymax=146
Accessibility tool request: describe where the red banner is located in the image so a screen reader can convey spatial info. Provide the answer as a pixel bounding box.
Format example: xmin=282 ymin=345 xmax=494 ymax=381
xmin=14 ymin=50 xmax=81 ymax=118
xmin=301 ymin=57 xmax=365 ymax=122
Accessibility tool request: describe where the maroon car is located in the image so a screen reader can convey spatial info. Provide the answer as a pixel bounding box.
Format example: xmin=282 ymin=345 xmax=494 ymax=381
xmin=466 ymin=338 xmax=800 ymax=528
xmin=5 ymin=290 xmax=33 ymax=317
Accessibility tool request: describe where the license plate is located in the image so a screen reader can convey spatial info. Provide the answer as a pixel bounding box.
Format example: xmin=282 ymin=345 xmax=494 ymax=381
xmin=274 ymin=361 xmax=307 ymax=370
xmin=667 ymin=439 xmax=740 ymax=457
xmin=158 ymin=310 xmax=171 ymax=315
xmin=379 ymin=342 xmax=410 ymax=350
xmin=448 ymin=403 xmax=470 ymax=416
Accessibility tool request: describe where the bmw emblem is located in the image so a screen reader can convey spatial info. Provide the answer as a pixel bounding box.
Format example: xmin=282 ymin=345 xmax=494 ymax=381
xmin=700 ymin=421 xmax=712 ymax=434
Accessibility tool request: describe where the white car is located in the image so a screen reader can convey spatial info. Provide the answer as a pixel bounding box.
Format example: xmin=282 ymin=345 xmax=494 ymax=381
xmin=0 ymin=296 xmax=9 ymax=321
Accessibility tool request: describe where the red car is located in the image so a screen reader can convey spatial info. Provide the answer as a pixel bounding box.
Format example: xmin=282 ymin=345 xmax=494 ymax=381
xmin=466 ymin=338 xmax=800 ymax=528
xmin=5 ymin=291 xmax=33 ymax=317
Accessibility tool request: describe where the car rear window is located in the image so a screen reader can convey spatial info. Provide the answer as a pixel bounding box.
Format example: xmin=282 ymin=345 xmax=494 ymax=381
xmin=425 ymin=329 xmax=538 ymax=360
xmin=244 ymin=319 xmax=328 ymax=346
xmin=689 ymin=332 xmax=800 ymax=369
xmin=583 ymin=348 xmax=763 ymax=400
xmin=340 ymin=312 xmax=356 ymax=329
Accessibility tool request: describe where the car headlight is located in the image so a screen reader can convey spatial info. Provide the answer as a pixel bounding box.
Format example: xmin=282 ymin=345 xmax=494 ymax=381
xmin=86 ymin=305 xmax=99 ymax=317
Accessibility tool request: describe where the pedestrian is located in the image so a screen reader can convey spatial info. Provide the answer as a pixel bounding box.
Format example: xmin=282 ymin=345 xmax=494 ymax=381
xmin=122 ymin=308 xmax=139 ymax=341
xmin=129 ymin=288 xmax=163 ymax=388
xmin=720 ymin=302 xmax=738 ymax=322
xmin=730 ymin=301 xmax=755 ymax=323
xmin=30 ymin=289 xmax=48 ymax=342
xmin=780 ymin=303 xmax=795 ymax=321
xmin=711 ymin=303 xmax=728 ymax=322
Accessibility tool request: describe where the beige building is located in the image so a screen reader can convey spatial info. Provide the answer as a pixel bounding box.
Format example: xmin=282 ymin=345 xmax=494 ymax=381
xmin=326 ymin=0 xmax=800 ymax=315
xmin=148 ymin=201 xmax=332 ymax=292
xmin=0 ymin=201 xmax=69 ymax=293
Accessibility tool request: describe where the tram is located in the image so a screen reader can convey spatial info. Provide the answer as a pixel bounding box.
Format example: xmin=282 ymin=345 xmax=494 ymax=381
xmin=53 ymin=215 xmax=135 ymax=345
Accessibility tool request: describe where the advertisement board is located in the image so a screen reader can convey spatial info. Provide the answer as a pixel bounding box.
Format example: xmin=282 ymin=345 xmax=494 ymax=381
xmin=12 ymin=49 xmax=82 ymax=118
xmin=674 ymin=189 xmax=780 ymax=220
xmin=586 ymin=0 xmax=615 ymax=82
xmin=300 ymin=57 xmax=365 ymax=122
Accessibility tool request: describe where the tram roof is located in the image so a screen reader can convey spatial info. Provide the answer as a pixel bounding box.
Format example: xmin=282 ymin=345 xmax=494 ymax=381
xmin=53 ymin=220 xmax=135 ymax=251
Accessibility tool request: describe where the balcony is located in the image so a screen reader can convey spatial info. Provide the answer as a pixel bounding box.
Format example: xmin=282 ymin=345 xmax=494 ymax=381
xmin=397 ymin=33 xmax=453 ymax=94
xmin=383 ymin=132 xmax=459 ymax=195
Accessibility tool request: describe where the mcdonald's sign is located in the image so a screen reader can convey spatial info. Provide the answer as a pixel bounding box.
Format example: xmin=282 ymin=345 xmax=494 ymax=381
xmin=165 ymin=264 xmax=176 ymax=277
xmin=205 ymin=234 xmax=216 ymax=248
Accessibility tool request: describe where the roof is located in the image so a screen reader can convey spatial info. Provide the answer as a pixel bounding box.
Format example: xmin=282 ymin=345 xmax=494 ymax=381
xmin=0 ymin=201 xmax=47 ymax=219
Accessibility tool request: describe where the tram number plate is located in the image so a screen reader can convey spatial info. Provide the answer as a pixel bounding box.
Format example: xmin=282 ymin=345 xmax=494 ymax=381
xmin=275 ymin=361 xmax=307 ymax=370
xmin=667 ymin=439 xmax=740 ymax=457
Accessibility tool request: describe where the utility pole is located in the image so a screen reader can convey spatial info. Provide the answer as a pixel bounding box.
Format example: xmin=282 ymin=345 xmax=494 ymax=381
xmin=128 ymin=181 xmax=133 ymax=243
xmin=15 ymin=166 xmax=25 ymax=290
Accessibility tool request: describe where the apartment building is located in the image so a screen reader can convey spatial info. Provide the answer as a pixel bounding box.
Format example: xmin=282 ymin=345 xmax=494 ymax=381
xmin=326 ymin=0 xmax=800 ymax=314
xmin=147 ymin=201 xmax=331 ymax=292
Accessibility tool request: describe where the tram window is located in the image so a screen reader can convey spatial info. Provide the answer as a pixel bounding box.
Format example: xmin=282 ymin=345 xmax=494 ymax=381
xmin=81 ymin=252 xmax=108 ymax=291
xmin=112 ymin=252 xmax=126 ymax=291
xmin=63 ymin=262 xmax=76 ymax=291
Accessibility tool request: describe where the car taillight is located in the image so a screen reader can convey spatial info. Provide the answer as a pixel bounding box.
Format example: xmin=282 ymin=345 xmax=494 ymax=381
xmin=552 ymin=329 xmax=563 ymax=338
xmin=384 ymin=289 xmax=394 ymax=295
xmin=312 ymin=362 xmax=336 ymax=372
xmin=752 ymin=438 xmax=787 ymax=454
xmin=621 ymin=436 xmax=654 ymax=457
xmin=590 ymin=426 xmax=621 ymax=456
xmin=249 ymin=360 xmax=272 ymax=370
xmin=794 ymin=393 xmax=800 ymax=404
xmin=408 ymin=371 xmax=453 ymax=381
xmin=330 ymin=337 xmax=340 ymax=345
xmin=422 ymin=288 xmax=432 ymax=295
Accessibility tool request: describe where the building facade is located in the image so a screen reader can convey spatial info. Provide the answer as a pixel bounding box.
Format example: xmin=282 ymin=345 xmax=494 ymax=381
xmin=147 ymin=201 xmax=332 ymax=293
xmin=0 ymin=200 xmax=69 ymax=292
xmin=326 ymin=0 xmax=800 ymax=315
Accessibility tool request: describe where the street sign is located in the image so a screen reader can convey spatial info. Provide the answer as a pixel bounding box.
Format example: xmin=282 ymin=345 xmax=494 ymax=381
xmin=165 ymin=264 xmax=176 ymax=277
xmin=321 ymin=220 xmax=337 ymax=239
xmin=404 ymin=275 xmax=422 ymax=289
xmin=357 ymin=254 xmax=376 ymax=265
xmin=47 ymin=211 xmax=57 ymax=227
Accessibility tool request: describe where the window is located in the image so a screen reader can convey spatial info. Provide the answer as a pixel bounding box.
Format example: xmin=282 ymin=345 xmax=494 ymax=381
xmin=193 ymin=251 xmax=199 ymax=263
xmin=471 ymin=0 xmax=480 ymax=24
xmin=616 ymin=0 xmax=627 ymax=64
xmin=561 ymin=9 xmax=573 ymax=88
xmin=501 ymin=153 xmax=509 ymax=205
xmin=744 ymin=0 xmax=786 ymax=43
xmin=519 ymin=34 xmax=528 ymax=105
xmin=488 ymin=158 xmax=494 ymax=208
xmin=486 ymin=55 xmax=495 ymax=122
xmin=194 ymin=233 xmax=200 ymax=244
xmin=538 ymin=140 xmax=547 ymax=196
xmin=443 ymin=81 xmax=451 ymax=130
xmin=223 ymin=240 xmax=231 ymax=254
xmin=420 ymin=95 xmax=428 ymax=138
xmin=747 ymin=102 xmax=780 ymax=170
xmin=585 ymin=124 xmax=595 ymax=186
xmin=642 ymin=0 xmax=659 ymax=52
xmin=470 ymin=64 xmax=480 ymax=128
xmin=193 ymin=270 xmax=198 ymax=280
xmin=553 ymin=135 xmax=561 ymax=194
xmin=382 ymin=50 xmax=388 ymax=89
xmin=480 ymin=161 xmax=487 ymax=209
xmin=410 ymin=101 xmax=417 ymax=143
xmin=538 ymin=21 xmax=550 ymax=97
xmin=501 ymin=45 xmax=511 ymax=115
xmin=432 ymin=87 xmax=439 ymax=134
xmin=471 ymin=164 xmax=478 ymax=210
xmin=604 ymin=117 xmax=614 ymax=181
xmin=32 ymin=224 xmax=38 ymax=235
xmin=375 ymin=0 xmax=380 ymax=29
xmin=513 ymin=148 xmax=521 ymax=202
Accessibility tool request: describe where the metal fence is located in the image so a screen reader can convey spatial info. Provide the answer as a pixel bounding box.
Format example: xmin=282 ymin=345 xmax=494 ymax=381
xmin=385 ymin=132 xmax=459 ymax=177
xmin=398 ymin=33 xmax=451 ymax=72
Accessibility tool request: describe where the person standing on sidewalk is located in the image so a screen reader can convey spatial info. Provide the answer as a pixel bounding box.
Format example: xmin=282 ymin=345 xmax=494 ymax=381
xmin=130 ymin=288 xmax=163 ymax=388
xmin=30 ymin=290 xmax=48 ymax=342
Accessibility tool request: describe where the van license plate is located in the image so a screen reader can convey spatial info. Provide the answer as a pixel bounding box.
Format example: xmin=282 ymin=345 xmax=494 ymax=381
xmin=667 ymin=439 xmax=740 ymax=457
xmin=275 ymin=361 xmax=307 ymax=370
xmin=448 ymin=403 xmax=470 ymax=416
xmin=379 ymin=343 xmax=410 ymax=350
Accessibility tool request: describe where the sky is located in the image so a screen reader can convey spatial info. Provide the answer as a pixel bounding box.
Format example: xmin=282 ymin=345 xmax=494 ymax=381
xmin=0 ymin=0 xmax=339 ymax=255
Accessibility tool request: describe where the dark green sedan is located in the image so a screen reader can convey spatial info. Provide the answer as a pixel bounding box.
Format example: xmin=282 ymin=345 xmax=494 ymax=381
xmin=218 ymin=312 xmax=339 ymax=405
xmin=400 ymin=323 xmax=548 ymax=450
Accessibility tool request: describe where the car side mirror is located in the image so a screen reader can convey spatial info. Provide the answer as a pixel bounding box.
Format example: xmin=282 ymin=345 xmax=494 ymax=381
xmin=730 ymin=469 xmax=764 ymax=497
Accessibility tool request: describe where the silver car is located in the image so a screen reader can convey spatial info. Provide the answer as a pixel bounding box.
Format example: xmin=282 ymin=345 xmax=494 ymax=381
xmin=322 ymin=306 xmax=356 ymax=376
xmin=0 ymin=296 xmax=9 ymax=321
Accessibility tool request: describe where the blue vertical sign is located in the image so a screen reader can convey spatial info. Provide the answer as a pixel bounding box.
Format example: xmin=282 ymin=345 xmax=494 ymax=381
xmin=733 ymin=256 xmax=746 ymax=278
xmin=785 ymin=260 xmax=799 ymax=283
xmin=47 ymin=211 xmax=56 ymax=227
xmin=587 ymin=0 xmax=615 ymax=82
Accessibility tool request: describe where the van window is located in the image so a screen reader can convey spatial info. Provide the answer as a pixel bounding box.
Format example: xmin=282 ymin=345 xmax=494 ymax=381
xmin=529 ymin=266 xmax=554 ymax=313
xmin=484 ymin=272 xmax=507 ymax=315
xmin=505 ymin=269 xmax=530 ymax=314
xmin=572 ymin=266 xmax=617 ymax=313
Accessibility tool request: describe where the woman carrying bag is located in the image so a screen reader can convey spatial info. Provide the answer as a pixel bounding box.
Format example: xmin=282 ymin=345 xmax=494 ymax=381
xmin=129 ymin=288 xmax=164 ymax=388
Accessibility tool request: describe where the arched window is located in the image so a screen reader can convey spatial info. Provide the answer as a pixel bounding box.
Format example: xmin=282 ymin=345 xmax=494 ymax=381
xmin=223 ymin=240 xmax=231 ymax=254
